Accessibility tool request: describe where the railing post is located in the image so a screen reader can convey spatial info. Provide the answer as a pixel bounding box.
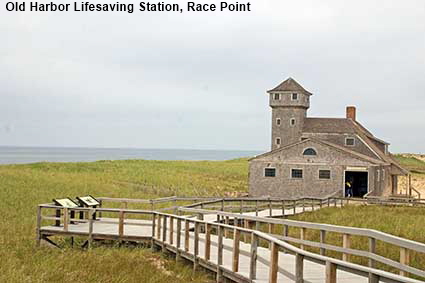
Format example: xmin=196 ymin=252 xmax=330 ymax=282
xmin=302 ymin=199 xmax=305 ymax=212
xmin=119 ymin=210 xmax=125 ymax=238
xmin=151 ymin=214 xmax=156 ymax=251
xmin=240 ymin=200 xmax=243 ymax=214
xmin=295 ymin=253 xmax=304 ymax=283
xmin=269 ymin=242 xmax=279 ymax=283
xmin=221 ymin=199 xmax=225 ymax=211
xmin=98 ymin=199 xmax=103 ymax=218
xmin=282 ymin=200 xmax=285 ymax=216
xmin=232 ymin=228 xmax=240 ymax=272
xmin=283 ymin=224 xmax=288 ymax=243
xmin=162 ymin=215 xmax=167 ymax=244
xmin=400 ymin=247 xmax=410 ymax=277
xmin=342 ymin=234 xmax=351 ymax=261
xmin=36 ymin=206 xmax=42 ymax=246
xmin=325 ymin=261 xmax=337 ymax=283
xmin=268 ymin=223 xmax=274 ymax=234
xmin=311 ymin=198 xmax=314 ymax=211
xmin=320 ymin=230 xmax=326 ymax=256
xmin=157 ymin=215 xmax=161 ymax=239
xmin=169 ymin=217 xmax=174 ymax=245
xmin=243 ymin=219 xmax=249 ymax=242
xmin=369 ymin=273 xmax=380 ymax=283
xmin=194 ymin=222 xmax=200 ymax=271
xmin=176 ymin=218 xmax=182 ymax=261
xmin=293 ymin=200 xmax=296 ymax=215
xmin=269 ymin=199 xmax=272 ymax=217
xmin=224 ymin=216 xmax=229 ymax=237
xmin=88 ymin=209 xmax=94 ymax=248
xmin=300 ymin=227 xmax=306 ymax=250
xmin=368 ymin=237 xmax=376 ymax=268
xmin=205 ymin=223 xmax=211 ymax=261
xmin=217 ymin=225 xmax=224 ymax=283
xmin=63 ymin=208 xmax=69 ymax=232
xmin=184 ymin=220 xmax=189 ymax=252
xmin=255 ymin=200 xmax=259 ymax=216
xmin=249 ymin=232 xmax=258 ymax=280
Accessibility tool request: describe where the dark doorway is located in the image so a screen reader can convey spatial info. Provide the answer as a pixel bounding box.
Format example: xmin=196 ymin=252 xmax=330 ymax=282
xmin=345 ymin=171 xmax=368 ymax=197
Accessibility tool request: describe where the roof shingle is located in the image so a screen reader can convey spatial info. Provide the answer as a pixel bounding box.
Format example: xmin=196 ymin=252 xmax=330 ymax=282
xmin=267 ymin=77 xmax=313 ymax=95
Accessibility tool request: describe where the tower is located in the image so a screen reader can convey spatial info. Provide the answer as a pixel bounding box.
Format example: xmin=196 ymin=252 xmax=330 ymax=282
xmin=267 ymin=77 xmax=313 ymax=150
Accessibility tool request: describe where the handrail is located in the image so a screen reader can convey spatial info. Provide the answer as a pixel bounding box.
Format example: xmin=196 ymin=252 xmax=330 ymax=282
xmin=152 ymin=211 xmax=424 ymax=283
xmin=179 ymin=207 xmax=425 ymax=253
xmin=177 ymin=206 xmax=425 ymax=279
xmin=37 ymin=202 xmax=425 ymax=282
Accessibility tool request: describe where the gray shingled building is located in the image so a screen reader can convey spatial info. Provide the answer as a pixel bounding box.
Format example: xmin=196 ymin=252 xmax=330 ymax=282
xmin=249 ymin=77 xmax=409 ymax=198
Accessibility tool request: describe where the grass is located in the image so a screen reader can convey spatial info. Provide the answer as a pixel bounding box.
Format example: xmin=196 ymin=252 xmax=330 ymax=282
xmin=288 ymin=205 xmax=425 ymax=278
xmin=0 ymin=159 xmax=248 ymax=283
xmin=1 ymin=156 xmax=425 ymax=282
xmin=393 ymin=154 xmax=425 ymax=174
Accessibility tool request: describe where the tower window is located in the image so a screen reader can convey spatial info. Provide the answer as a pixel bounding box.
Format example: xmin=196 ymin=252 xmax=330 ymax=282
xmin=292 ymin=93 xmax=298 ymax=101
xmin=345 ymin=137 xmax=355 ymax=146
xmin=303 ymin=148 xmax=317 ymax=156
xmin=290 ymin=118 xmax=296 ymax=126
xmin=264 ymin=168 xmax=276 ymax=177
xmin=276 ymin=138 xmax=281 ymax=145
xmin=319 ymin=170 xmax=331 ymax=179
xmin=274 ymin=93 xmax=280 ymax=100
xmin=276 ymin=118 xmax=281 ymax=126
xmin=291 ymin=169 xmax=303 ymax=179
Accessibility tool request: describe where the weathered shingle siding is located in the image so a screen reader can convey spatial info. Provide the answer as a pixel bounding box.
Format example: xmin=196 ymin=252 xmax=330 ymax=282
xmin=302 ymin=133 xmax=379 ymax=159
xmin=249 ymin=140 xmax=377 ymax=198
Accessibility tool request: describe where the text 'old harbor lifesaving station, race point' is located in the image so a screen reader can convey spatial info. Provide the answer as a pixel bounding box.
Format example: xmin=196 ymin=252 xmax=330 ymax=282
xmin=249 ymin=78 xmax=410 ymax=199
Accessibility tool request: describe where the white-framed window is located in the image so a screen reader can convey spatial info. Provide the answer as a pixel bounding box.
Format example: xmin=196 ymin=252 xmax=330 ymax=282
xmin=290 ymin=118 xmax=296 ymax=126
xmin=264 ymin=168 xmax=276 ymax=177
xmin=292 ymin=93 xmax=298 ymax=101
xmin=276 ymin=138 xmax=281 ymax=146
xmin=291 ymin=169 xmax=303 ymax=179
xmin=274 ymin=93 xmax=280 ymax=100
xmin=319 ymin=170 xmax=331 ymax=180
xmin=276 ymin=118 xmax=281 ymax=126
xmin=345 ymin=137 xmax=355 ymax=146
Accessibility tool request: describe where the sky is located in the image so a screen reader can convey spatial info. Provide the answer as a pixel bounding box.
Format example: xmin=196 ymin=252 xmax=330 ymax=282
xmin=0 ymin=0 xmax=424 ymax=153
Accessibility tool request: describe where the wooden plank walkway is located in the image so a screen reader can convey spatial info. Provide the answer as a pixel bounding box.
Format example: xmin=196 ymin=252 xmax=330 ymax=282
xmin=40 ymin=208 xmax=368 ymax=283
xmin=161 ymin=226 xmax=368 ymax=283
xmin=37 ymin=198 xmax=425 ymax=283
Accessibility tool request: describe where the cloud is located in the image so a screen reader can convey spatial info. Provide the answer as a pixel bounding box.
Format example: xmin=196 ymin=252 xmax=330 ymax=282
xmin=0 ymin=0 xmax=424 ymax=152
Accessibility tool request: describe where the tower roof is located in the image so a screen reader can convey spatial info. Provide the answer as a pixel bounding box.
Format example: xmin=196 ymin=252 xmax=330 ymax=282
xmin=267 ymin=77 xmax=313 ymax=95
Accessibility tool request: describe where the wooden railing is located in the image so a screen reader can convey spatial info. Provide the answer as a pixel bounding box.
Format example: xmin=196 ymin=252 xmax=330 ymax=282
xmin=36 ymin=203 xmax=425 ymax=283
xmin=178 ymin=206 xmax=425 ymax=280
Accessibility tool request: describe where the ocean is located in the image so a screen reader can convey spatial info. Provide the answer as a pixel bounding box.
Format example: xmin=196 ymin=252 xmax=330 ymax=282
xmin=0 ymin=146 xmax=262 ymax=165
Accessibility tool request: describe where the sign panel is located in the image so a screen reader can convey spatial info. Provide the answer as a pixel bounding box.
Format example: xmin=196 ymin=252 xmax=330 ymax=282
xmin=77 ymin=195 xmax=100 ymax=206
xmin=53 ymin=198 xmax=79 ymax=208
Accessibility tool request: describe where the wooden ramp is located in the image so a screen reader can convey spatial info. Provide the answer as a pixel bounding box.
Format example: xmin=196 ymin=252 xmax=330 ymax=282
xmin=37 ymin=198 xmax=425 ymax=283
xmin=157 ymin=224 xmax=367 ymax=283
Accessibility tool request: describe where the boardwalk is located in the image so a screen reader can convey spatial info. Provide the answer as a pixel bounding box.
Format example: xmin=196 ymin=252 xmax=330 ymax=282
xmin=37 ymin=197 xmax=425 ymax=283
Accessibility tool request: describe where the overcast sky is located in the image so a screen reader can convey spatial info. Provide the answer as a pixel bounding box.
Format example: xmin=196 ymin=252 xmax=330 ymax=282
xmin=0 ymin=0 xmax=424 ymax=153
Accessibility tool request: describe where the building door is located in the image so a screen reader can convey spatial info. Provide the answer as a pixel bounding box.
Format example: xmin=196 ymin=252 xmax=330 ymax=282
xmin=345 ymin=171 xmax=368 ymax=197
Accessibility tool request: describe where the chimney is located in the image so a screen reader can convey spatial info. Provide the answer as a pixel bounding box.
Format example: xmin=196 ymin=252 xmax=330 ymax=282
xmin=346 ymin=106 xmax=356 ymax=120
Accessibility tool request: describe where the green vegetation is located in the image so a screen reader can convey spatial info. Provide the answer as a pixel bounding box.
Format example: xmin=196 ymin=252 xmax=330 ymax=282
xmin=0 ymin=159 xmax=248 ymax=283
xmin=393 ymin=154 xmax=425 ymax=174
xmin=288 ymin=205 xmax=425 ymax=278
xmin=1 ymin=157 xmax=425 ymax=282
